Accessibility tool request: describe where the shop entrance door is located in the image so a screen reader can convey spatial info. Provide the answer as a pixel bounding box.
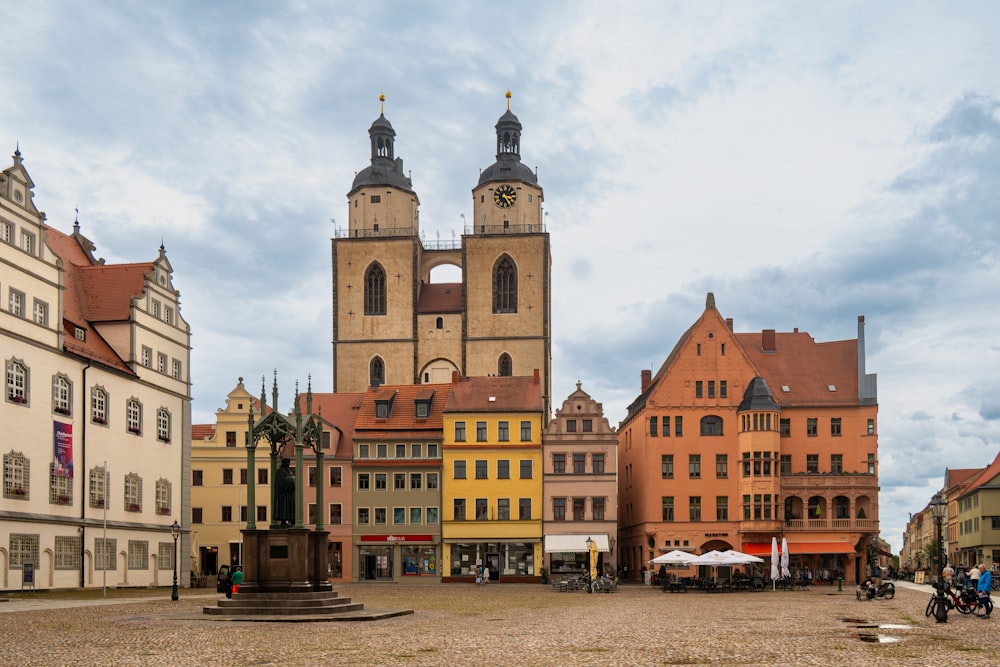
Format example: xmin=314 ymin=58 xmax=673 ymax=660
xmin=486 ymin=553 xmax=500 ymax=582
xmin=363 ymin=554 xmax=377 ymax=580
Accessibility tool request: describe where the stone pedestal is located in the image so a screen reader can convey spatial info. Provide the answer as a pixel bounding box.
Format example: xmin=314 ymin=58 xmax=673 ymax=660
xmin=240 ymin=528 xmax=332 ymax=594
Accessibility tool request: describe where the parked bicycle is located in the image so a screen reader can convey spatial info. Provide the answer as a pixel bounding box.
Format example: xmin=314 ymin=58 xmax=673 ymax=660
xmin=925 ymin=584 xmax=980 ymax=615
xmin=857 ymin=579 xmax=895 ymax=600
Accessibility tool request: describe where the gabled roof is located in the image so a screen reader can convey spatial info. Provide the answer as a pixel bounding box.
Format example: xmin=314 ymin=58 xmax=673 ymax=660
xmin=959 ymin=451 xmax=1000 ymax=497
xmin=355 ymin=383 xmax=451 ymax=432
xmin=417 ymin=282 xmax=462 ymax=314
xmin=192 ymin=424 xmax=216 ymax=440
xmin=445 ymin=375 xmax=543 ymax=413
xmin=299 ymin=392 xmax=365 ymax=458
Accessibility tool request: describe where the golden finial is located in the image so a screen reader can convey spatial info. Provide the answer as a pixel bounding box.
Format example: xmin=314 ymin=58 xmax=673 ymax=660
xmin=379 ymin=93 xmax=385 ymax=114
xmin=505 ymin=89 xmax=512 ymax=110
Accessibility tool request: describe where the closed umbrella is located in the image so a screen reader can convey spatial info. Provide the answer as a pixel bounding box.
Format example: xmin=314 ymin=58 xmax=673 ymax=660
xmin=781 ymin=537 xmax=791 ymax=579
xmin=770 ymin=537 xmax=780 ymax=587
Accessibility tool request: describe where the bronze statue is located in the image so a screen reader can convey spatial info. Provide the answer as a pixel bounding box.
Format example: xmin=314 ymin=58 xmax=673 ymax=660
xmin=274 ymin=458 xmax=295 ymax=526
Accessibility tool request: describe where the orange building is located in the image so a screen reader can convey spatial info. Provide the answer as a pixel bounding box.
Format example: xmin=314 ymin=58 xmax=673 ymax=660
xmin=618 ymin=293 xmax=879 ymax=585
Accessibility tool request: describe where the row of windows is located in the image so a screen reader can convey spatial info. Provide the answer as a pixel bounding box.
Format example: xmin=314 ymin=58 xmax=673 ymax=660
xmin=358 ymin=442 xmax=439 ymax=459
xmin=649 ymin=414 xmax=877 ymax=438
xmin=148 ymin=298 xmax=175 ymax=326
xmin=4 ymin=361 xmax=173 ymax=441
xmin=453 ymin=420 xmax=533 ymax=443
xmin=551 ymin=496 xmax=607 ymax=520
xmin=3 ymin=281 xmax=48 ymax=326
xmin=139 ymin=345 xmax=183 ymax=379
xmin=2 ymin=455 xmax=172 ymax=514
xmin=452 ymin=459 xmax=531 ymax=480
xmin=6 ymin=533 xmax=174 ymax=571
xmin=694 ymin=380 xmax=728 ymax=399
xmin=660 ymin=453 xmax=877 ymax=479
xmin=0 ymin=219 xmax=37 ymax=255
xmin=453 ymin=497 xmax=532 ymax=521
xmin=358 ymin=471 xmax=440 ymax=490
xmin=659 ymin=494 xmax=871 ymax=522
xmin=356 ymin=506 xmax=439 ymax=526
xmin=552 ymin=453 xmax=605 ymax=474
xmin=373 ymin=352 xmax=517 ymax=387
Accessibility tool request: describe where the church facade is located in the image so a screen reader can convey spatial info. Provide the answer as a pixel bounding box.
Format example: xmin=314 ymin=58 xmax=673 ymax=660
xmin=331 ymin=95 xmax=551 ymax=415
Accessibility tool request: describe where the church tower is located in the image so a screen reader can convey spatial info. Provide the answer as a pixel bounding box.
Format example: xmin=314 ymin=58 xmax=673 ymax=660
xmin=332 ymin=93 xmax=551 ymax=415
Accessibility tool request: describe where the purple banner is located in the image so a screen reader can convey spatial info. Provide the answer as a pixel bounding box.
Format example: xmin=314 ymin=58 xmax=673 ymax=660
xmin=53 ymin=422 xmax=73 ymax=478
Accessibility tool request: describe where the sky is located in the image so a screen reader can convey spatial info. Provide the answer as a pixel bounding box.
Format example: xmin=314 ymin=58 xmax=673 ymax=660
xmin=3 ymin=1 xmax=998 ymax=554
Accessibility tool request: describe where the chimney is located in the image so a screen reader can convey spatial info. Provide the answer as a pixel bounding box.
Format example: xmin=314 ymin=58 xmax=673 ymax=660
xmin=725 ymin=318 xmax=733 ymax=332
xmin=762 ymin=329 xmax=776 ymax=352
xmin=641 ymin=369 xmax=652 ymax=392
xmin=533 ymin=368 xmax=540 ymax=384
xmin=451 ymin=370 xmax=459 ymax=383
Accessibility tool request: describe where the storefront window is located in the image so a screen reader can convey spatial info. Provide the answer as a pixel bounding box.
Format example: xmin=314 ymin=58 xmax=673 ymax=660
xmin=402 ymin=546 xmax=437 ymax=576
xmin=548 ymin=551 xmax=589 ymax=574
xmin=358 ymin=545 xmax=393 ymax=580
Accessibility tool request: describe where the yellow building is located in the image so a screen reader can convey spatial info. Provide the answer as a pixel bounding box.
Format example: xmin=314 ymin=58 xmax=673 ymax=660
xmin=441 ymin=373 xmax=544 ymax=583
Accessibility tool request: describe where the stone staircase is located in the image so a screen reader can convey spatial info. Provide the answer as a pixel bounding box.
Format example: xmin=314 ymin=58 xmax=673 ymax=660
xmin=203 ymin=590 xmax=412 ymax=621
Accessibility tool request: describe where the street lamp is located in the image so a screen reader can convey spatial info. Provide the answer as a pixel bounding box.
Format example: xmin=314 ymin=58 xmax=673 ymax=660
xmin=929 ymin=493 xmax=948 ymax=623
xmin=170 ymin=520 xmax=180 ymax=601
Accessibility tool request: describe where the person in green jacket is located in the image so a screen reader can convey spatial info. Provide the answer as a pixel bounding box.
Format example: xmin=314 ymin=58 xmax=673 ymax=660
xmin=230 ymin=566 xmax=244 ymax=595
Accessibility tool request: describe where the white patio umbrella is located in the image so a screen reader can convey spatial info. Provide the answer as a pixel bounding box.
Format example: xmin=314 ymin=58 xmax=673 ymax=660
xmin=780 ymin=537 xmax=791 ymax=578
xmin=770 ymin=537 xmax=780 ymax=584
xmin=649 ymin=550 xmax=696 ymax=565
xmin=723 ymin=550 xmax=764 ymax=564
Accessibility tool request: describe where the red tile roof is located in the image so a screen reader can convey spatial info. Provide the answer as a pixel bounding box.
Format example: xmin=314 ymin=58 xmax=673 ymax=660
xmin=355 ymin=384 xmax=451 ymax=432
xmin=298 ymin=392 xmax=365 ymax=457
xmin=960 ymin=451 xmax=1000 ymax=497
xmin=445 ymin=375 xmax=543 ymax=413
xmin=417 ymin=282 xmax=462 ymax=314
xmin=192 ymin=424 xmax=216 ymax=440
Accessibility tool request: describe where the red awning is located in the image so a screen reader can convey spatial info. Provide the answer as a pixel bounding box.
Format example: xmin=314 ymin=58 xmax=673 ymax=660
xmin=742 ymin=542 xmax=856 ymax=556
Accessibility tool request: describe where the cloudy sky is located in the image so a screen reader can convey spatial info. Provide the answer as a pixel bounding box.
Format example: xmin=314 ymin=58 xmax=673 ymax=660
xmin=3 ymin=1 xmax=998 ymax=553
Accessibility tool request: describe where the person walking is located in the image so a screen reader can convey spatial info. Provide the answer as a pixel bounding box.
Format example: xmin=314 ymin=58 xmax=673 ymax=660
xmin=943 ymin=563 xmax=955 ymax=587
xmin=230 ymin=566 xmax=243 ymax=596
xmin=977 ymin=564 xmax=992 ymax=618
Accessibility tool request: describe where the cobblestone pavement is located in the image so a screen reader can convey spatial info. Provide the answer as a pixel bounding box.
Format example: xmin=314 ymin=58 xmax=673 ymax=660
xmin=0 ymin=581 xmax=995 ymax=666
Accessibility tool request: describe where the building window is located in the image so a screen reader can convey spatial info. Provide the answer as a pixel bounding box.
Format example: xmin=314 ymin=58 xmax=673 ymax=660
xmin=0 ymin=220 xmax=9 ymax=242
xmin=519 ymin=460 xmax=532 ymax=479
xmin=780 ymin=455 xmax=792 ymax=476
xmin=357 ymin=508 xmax=370 ymax=525
xmin=572 ymin=453 xmax=586 ymax=474
xmin=565 ymin=419 xmax=577 ymax=433
xmin=157 ymin=352 xmax=167 ymax=374
xmin=45 ymin=461 xmax=72 ymax=504
xmin=157 ymin=542 xmax=174 ymax=570
xmin=392 ymin=507 xmax=405 ymax=525
xmin=258 ymin=468 xmax=268 ymax=485
xmin=157 ymin=408 xmax=171 ymax=443
xmin=689 ymin=496 xmax=701 ymax=521
xmin=411 ymin=443 xmax=422 ymax=458
xmin=164 ymin=306 xmax=173 ymax=325
xmin=127 ymin=540 xmax=149 ymax=570
xmin=454 ymin=421 xmax=466 ymax=442
xmin=662 ymin=416 xmax=670 ymax=436
xmin=369 ymin=356 xmax=385 ymax=387
xmin=126 ymin=399 xmax=142 ymax=435
xmin=124 ymin=473 xmax=142 ymax=512
xmin=498 ymin=420 xmax=509 ymax=441
xmin=357 ymin=473 xmax=370 ymax=490
xmin=95 ymin=537 xmax=116 ymax=570
xmin=498 ymin=353 xmax=512 ymax=376
xmin=256 ymin=506 xmax=267 ymax=522
xmin=716 ymin=496 xmax=728 ymax=521
xmin=582 ymin=419 xmax=593 ymax=432
xmin=329 ymin=466 xmax=342 ymax=487
xmin=395 ymin=443 xmax=406 ymax=458
xmin=720 ymin=381 xmax=727 ymax=398
xmin=55 ymin=535 xmax=81 ymax=570
xmin=708 ymin=381 xmax=715 ymax=398
xmin=695 ymin=381 xmax=703 ymax=398
xmin=426 ymin=473 xmax=438 ymax=489
xmin=155 ymin=479 xmax=171 ymax=515
xmin=330 ymin=503 xmax=342 ymax=524
xmin=650 ymin=416 xmax=658 ymax=436
xmin=689 ymin=454 xmax=701 ymax=479
xmin=364 ymin=262 xmax=387 ymax=315
xmin=191 ymin=469 xmax=203 ymax=487
xmin=6 ymin=359 xmax=28 ymax=404
xmin=377 ymin=443 xmax=388 ymax=458
xmin=90 ymin=465 xmax=108 ymax=508
xmin=91 ymin=386 xmax=108 ymax=425
xmin=453 ymin=460 xmax=466 ymax=480
xmin=52 ymin=374 xmax=72 ymax=415
xmin=476 ymin=421 xmax=487 ymax=442
xmin=867 ymin=454 xmax=875 ymax=474
xmin=222 ymin=468 xmax=233 ymax=485
xmin=518 ymin=498 xmax=531 ymax=520
xmin=496 ymin=498 xmax=510 ymax=521
xmin=661 ymin=454 xmax=673 ymax=479
xmin=453 ymin=499 xmax=466 ymax=521
xmin=8 ymin=533 xmax=37 ymax=569
xmin=806 ymin=454 xmax=819 ymax=474
xmin=520 ymin=421 xmax=532 ymax=441
xmin=716 ymin=454 xmax=728 ymax=479
xmin=675 ymin=416 xmax=683 ymax=437
xmin=9 ymin=288 xmax=25 ymax=316
xmin=151 ymin=300 xmax=160 ymax=318
xmin=743 ymin=495 xmax=751 ymax=520
xmin=831 ymin=418 xmax=842 ymax=436
xmin=410 ymin=473 xmax=422 ymax=489
xmin=700 ymin=415 xmax=723 ymax=435
xmin=374 ymin=473 xmax=387 ymax=490
xmin=32 ymin=299 xmax=48 ymax=326
xmin=806 ymin=418 xmax=818 ymax=436
xmin=171 ymin=359 xmax=181 ymax=379
xmin=553 ymin=453 xmax=566 ymax=473
xmin=867 ymin=419 xmax=875 ymax=436
xmin=780 ymin=419 xmax=791 ymax=437
xmin=415 ymin=399 xmax=430 ymax=418
xmin=831 ymin=454 xmax=843 ymax=474
xmin=140 ymin=346 xmax=151 ymax=368
xmin=475 ymin=460 xmax=488 ymax=479
xmin=592 ymin=497 xmax=606 ymax=520
xmin=553 ymin=497 xmax=566 ymax=521
xmin=374 ymin=508 xmax=387 ymax=525
xmin=492 ymin=254 xmax=517 ymax=313
xmin=662 ymin=497 xmax=674 ymax=521
xmin=592 ymin=454 xmax=605 ymax=473
xmin=427 ymin=507 xmax=439 ymax=524
xmin=475 ymin=498 xmax=488 ymax=521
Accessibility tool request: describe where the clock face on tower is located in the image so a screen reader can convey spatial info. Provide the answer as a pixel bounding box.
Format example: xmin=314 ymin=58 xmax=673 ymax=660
xmin=493 ymin=184 xmax=517 ymax=208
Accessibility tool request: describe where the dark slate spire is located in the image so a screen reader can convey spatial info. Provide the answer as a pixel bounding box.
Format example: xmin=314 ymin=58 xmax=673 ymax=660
xmin=478 ymin=90 xmax=538 ymax=187
xmin=737 ymin=376 xmax=780 ymax=412
xmin=350 ymin=94 xmax=414 ymax=194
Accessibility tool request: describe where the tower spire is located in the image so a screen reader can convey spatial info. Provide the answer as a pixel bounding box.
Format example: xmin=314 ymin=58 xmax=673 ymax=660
xmin=379 ymin=93 xmax=385 ymax=115
xmin=506 ymin=89 xmax=511 ymax=111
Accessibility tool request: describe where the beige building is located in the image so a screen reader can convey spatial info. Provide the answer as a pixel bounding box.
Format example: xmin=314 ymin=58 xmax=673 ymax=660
xmin=332 ymin=94 xmax=552 ymax=414
xmin=1 ymin=148 xmax=191 ymax=589
xmin=542 ymin=382 xmax=619 ymax=577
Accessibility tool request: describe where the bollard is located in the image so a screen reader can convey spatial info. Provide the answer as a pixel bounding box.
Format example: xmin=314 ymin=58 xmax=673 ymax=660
xmin=837 ymin=577 xmax=843 ymax=592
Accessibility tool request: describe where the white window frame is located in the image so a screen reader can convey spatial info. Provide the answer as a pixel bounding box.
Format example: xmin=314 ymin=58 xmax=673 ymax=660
xmin=90 ymin=465 xmax=108 ymax=509
xmin=6 ymin=358 xmax=28 ymax=404
xmin=156 ymin=408 xmax=171 ymax=443
xmin=9 ymin=288 xmax=25 ymax=316
xmin=126 ymin=399 xmax=142 ymax=435
xmin=91 ymin=386 xmax=108 ymax=425
xmin=32 ymin=299 xmax=48 ymax=326
xmin=52 ymin=374 xmax=72 ymax=415
xmin=128 ymin=540 xmax=149 ymax=570
xmin=20 ymin=230 xmax=35 ymax=255
xmin=124 ymin=473 xmax=142 ymax=512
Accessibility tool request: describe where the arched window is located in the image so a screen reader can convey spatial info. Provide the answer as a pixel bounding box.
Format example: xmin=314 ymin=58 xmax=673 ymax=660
xmin=155 ymin=479 xmax=172 ymax=515
xmin=492 ymin=255 xmax=517 ymax=313
xmin=91 ymin=386 xmax=109 ymax=425
xmin=364 ymin=263 xmax=386 ymax=315
xmin=4 ymin=450 xmax=29 ymax=498
xmin=157 ymin=408 xmax=171 ymax=443
xmin=498 ymin=353 xmax=512 ymax=377
xmin=126 ymin=398 xmax=143 ymax=435
xmin=700 ymin=415 xmax=723 ymax=436
xmin=6 ymin=359 xmax=28 ymax=403
xmin=369 ymin=357 xmax=385 ymax=387
xmin=124 ymin=473 xmax=142 ymax=512
xmin=52 ymin=374 xmax=72 ymax=415
xmin=436 ymin=317 xmax=443 ymax=329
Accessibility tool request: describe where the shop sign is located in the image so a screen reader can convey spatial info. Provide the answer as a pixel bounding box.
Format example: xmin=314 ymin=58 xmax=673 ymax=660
xmin=360 ymin=534 xmax=434 ymax=543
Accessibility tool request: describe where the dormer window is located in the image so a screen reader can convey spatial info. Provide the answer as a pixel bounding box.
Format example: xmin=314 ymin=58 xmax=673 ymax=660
xmin=374 ymin=389 xmax=396 ymax=419
xmin=414 ymin=389 xmax=434 ymax=419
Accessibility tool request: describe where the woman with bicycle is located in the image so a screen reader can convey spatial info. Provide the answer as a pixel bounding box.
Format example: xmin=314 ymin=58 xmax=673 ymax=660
xmin=976 ymin=564 xmax=992 ymax=619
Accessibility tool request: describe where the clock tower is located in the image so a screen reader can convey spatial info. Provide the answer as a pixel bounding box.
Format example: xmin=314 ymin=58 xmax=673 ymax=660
xmin=332 ymin=93 xmax=551 ymax=415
